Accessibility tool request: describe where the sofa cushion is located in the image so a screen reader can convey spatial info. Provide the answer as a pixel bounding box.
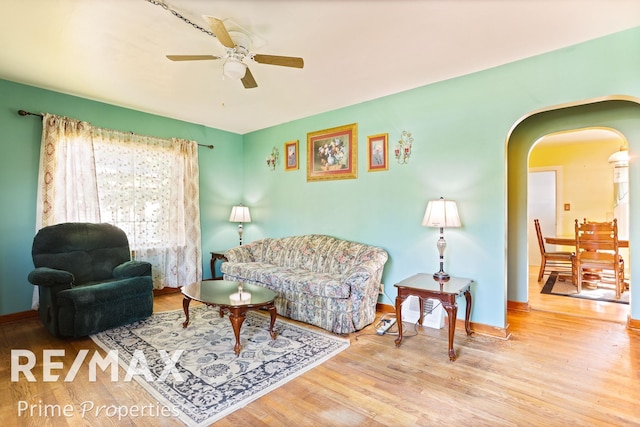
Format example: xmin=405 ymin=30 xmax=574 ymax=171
xmin=224 ymin=262 xmax=350 ymax=299
xmin=322 ymin=239 xmax=367 ymax=274
xmin=269 ymin=268 xmax=350 ymax=299
xmin=223 ymin=262 xmax=278 ymax=282
xmin=258 ymin=234 xmax=373 ymax=275
xmin=262 ymin=237 xmax=287 ymax=265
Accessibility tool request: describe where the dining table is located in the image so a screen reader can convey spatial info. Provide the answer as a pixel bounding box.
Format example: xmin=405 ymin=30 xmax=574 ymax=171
xmin=545 ymin=235 xmax=629 ymax=287
xmin=544 ymin=236 xmax=629 ymax=248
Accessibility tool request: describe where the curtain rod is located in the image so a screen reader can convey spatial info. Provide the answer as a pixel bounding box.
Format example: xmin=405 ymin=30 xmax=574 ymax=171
xmin=17 ymin=109 xmax=214 ymax=150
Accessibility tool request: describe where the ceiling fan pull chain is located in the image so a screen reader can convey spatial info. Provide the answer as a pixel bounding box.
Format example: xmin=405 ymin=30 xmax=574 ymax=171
xmin=144 ymin=0 xmax=217 ymax=39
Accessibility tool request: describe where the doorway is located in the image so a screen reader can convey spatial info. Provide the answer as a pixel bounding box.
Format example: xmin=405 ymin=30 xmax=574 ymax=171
xmin=506 ymin=95 xmax=640 ymax=324
xmin=526 ymin=129 xmax=629 ymax=320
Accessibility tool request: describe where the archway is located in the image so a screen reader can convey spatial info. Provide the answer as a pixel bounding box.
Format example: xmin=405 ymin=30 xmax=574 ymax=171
xmin=506 ymin=95 xmax=640 ymax=326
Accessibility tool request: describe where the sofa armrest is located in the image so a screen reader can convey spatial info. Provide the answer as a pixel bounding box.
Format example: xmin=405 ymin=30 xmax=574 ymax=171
xmin=342 ymin=260 xmax=385 ymax=295
xmin=113 ymin=260 xmax=152 ymax=279
xmin=225 ymin=244 xmax=257 ymax=263
xmin=342 ymin=259 xmax=386 ymax=331
xmin=28 ymin=267 xmax=74 ymax=288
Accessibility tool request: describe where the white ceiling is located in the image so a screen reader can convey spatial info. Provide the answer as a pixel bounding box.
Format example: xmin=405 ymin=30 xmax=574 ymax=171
xmin=2 ymin=0 xmax=640 ymax=135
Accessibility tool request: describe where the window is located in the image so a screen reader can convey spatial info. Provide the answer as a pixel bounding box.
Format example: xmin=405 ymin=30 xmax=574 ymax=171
xmin=36 ymin=114 xmax=202 ymax=290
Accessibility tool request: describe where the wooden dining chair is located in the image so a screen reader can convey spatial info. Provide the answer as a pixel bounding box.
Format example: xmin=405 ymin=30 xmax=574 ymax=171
xmin=574 ymin=218 xmax=625 ymax=298
xmin=534 ymin=219 xmax=574 ymax=282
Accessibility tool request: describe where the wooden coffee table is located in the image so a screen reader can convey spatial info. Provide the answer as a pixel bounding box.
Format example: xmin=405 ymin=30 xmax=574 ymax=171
xmin=181 ymin=280 xmax=278 ymax=356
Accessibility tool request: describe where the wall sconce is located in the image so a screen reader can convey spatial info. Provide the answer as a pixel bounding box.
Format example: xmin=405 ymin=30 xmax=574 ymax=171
xmin=394 ymin=131 xmax=413 ymax=164
xmin=266 ymin=147 xmax=279 ymax=170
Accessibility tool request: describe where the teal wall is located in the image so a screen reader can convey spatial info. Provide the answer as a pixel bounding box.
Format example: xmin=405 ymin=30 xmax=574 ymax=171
xmin=1 ymin=26 xmax=639 ymax=328
xmin=0 ymin=80 xmax=243 ymax=316
xmin=241 ymin=26 xmax=640 ymax=329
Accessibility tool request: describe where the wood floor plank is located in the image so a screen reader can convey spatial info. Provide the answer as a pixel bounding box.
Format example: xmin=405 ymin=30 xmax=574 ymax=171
xmin=1 ymin=276 xmax=638 ymax=426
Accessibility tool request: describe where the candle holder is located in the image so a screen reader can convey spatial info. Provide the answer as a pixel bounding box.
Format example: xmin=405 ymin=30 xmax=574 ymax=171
xmin=266 ymin=147 xmax=279 ymax=170
xmin=230 ymin=282 xmax=251 ymax=304
xmin=394 ymin=131 xmax=413 ymax=164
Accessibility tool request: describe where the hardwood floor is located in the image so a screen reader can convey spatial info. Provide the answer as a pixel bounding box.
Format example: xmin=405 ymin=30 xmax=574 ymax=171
xmin=1 ymin=283 xmax=638 ymax=426
xmin=528 ymin=265 xmax=629 ymax=323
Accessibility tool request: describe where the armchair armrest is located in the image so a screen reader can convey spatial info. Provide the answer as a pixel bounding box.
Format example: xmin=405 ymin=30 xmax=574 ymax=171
xmin=28 ymin=267 xmax=74 ymax=287
xmin=113 ymin=260 xmax=152 ymax=279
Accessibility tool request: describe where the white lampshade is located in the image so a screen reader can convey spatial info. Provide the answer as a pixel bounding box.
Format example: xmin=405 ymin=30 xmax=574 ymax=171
xmin=229 ymin=205 xmax=251 ymax=223
xmin=422 ymin=198 xmax=461 ymax=228
xmin=223 ymin=59 xmax=247 ymax=80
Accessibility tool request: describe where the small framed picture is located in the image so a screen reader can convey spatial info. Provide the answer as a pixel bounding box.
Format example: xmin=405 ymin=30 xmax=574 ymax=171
xmin=367 ymin=133 xmax=388 ymax=172
xmin=284 ymin=140 xmax=299 ymax=171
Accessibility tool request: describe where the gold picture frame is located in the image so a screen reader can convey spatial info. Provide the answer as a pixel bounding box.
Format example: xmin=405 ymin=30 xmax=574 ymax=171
xmin=307 ymin=123 xmax=357 ymax=181
xmin=284 ymin=140 xmax=299 ymax=171
xmin=367 ymin=133 xmax=388 ymax=172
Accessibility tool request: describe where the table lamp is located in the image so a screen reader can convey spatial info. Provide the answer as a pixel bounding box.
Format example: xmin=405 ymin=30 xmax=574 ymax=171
xmin=422 ymin=197 xmax=461 ymax=280
xmin=229 ymin=205 xmax=251 ymax=245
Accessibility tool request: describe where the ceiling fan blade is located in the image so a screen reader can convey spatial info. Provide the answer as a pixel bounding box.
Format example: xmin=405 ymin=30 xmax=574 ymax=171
xmin=253 ymin=54 xmax=304 ymax=68
xmin=203 ymin=16 xmax=236 ymax=48
xmin=166 ymin=55 xmax=220 ymax=61
xmin=241 ymin=67 xmax=258 ymax=89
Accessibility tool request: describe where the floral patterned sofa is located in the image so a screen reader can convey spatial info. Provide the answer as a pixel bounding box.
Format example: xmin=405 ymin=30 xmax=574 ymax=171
xmin=221 ymin=234 xmax=388 ymax=334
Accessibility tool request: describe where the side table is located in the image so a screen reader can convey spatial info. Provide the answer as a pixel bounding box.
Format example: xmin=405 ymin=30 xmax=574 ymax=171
xmin=394 ymin=273 xmax=473 ymax=361
xmin=210 ymin=251 xmax=228 ymax=280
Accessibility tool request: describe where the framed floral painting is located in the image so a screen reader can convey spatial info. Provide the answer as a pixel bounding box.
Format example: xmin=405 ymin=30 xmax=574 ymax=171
xmin=306 ymin=123 xmax=357 ymax=181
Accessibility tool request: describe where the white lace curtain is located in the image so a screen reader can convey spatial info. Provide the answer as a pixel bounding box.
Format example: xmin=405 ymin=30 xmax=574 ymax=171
xmin=35 ymin=113 xmax=202 ymax=293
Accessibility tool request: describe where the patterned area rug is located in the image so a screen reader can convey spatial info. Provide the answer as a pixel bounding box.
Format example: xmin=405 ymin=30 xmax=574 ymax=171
xmin=541 ymin=272 xmax=629 ymax=304
xmin=91 ymin=306 xmax=349 ymax=426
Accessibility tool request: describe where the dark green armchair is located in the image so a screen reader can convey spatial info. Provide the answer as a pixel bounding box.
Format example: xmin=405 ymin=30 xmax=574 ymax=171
xmin=28 ymin=222 xmax=154 ymax=338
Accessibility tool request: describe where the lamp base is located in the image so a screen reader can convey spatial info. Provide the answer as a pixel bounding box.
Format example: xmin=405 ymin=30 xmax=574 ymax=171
xmin=433 ymin=271 xmax=450 ymax=281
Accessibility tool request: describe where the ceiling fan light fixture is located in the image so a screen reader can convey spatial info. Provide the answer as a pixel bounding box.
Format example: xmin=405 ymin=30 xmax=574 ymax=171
xmin=223 ymin=58 xmax=247 ymax=80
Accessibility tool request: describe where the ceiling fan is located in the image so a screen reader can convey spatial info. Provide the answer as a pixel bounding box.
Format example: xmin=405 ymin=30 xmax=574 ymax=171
xmin=166 ymin=16 xmax=304 ymax=89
